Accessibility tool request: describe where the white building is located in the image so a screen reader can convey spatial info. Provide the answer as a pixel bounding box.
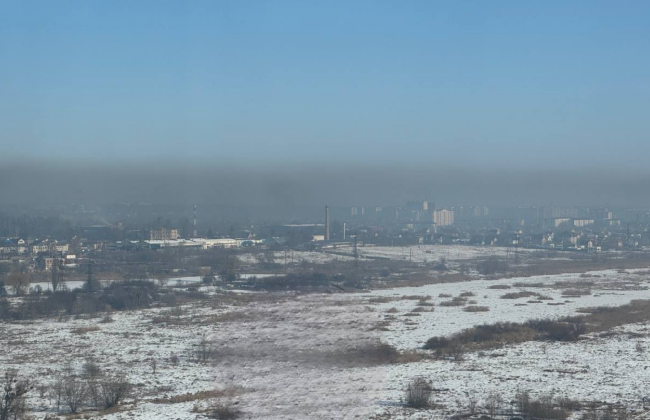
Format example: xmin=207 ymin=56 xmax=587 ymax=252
xmin=433 ymin=209 xmax=454 ymax=226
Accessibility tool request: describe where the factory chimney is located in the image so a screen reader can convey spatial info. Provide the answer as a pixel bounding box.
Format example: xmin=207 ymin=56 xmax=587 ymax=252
xmin=325 ymin=205 xmax=330 ymax=241
xmin=193 ymin=205 xmax=197 ymax=238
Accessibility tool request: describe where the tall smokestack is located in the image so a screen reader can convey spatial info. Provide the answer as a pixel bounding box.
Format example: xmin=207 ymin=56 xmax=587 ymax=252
xmin=325 ymin=205 xmax=330 ymax=241
xmin=193 ymin=205 xmax=197 ymax=238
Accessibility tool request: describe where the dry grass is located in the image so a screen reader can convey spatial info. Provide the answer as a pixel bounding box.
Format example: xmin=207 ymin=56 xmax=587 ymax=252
xmin=368 ymin=296 xmax=394 ymax=304
xmin=439 ymin=297 xmax=467 ymax=307
xmin=561 ymin=288 xmax=592 ymax=297
xmin=426 ymin=299 xmax=650 ymax=355
xmin=501 ymin=291 xmax=539 ymax=299
xmin=402 ymin=295 xmax=430 ymax=300
xmin=70 ymin=326 xmax=100 ymax=334
xmin=463 ymin=306 xmax=490 ymax=312
xmin=513 ymin=282 xmax=546 ymax=288
xmin=152 ymin=387 xmax=246 ymax=404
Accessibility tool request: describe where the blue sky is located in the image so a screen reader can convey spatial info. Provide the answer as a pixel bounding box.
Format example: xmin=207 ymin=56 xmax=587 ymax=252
xmin=2 ymin=1 xmax=650 ymax=167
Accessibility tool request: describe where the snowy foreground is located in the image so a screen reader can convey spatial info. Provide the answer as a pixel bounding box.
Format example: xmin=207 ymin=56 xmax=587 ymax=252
xmin=3 ymin=268 xmax=650 ymax=419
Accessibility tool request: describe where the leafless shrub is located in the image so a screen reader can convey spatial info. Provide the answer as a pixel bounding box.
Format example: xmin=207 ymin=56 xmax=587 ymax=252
xmin=99 ymin=311 xmax=114 ymax=323
xmin=513 ymin=389 xmax=577 ymax=420
xmin=360 ymin=343 xmax=401 ymax=364
xmin=207 ymin=403 xmax=242 ymax=419
xmin=386 ymin=307 xmax=399 ymax=313
xmin=100 ymin=375 xmax=131 ymax=409
xmin=488 ymin=285 xmax=511 ymax=289
xmin=82 ymin=359 xmax=102 ymax=378
xmin=169 ymin=354 xmax=180 ymax=365
xmin=405 ymin=376 xmax=433 ymax=408
xmin=439 ymin=293 xmax=452 ymax=298
xmin=477 ymin=258 xmax=509 ymax=275
xmin=448 ymin=342 xmax=465 ymax=361
xmin=636 ymin=342 xmax=644 ymax=353
xmin=459 ymin=292 xmax=476 ymax=297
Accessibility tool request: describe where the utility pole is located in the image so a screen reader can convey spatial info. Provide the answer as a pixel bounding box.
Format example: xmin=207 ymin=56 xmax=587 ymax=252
xmin=193 ymin=205 xmax=198 ymax=238
xmin=86 ymin=259 xmax=95 ymax=293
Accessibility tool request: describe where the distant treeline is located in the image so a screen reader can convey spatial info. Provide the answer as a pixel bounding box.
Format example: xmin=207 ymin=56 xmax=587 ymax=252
xmin=0 ymin=213 xmax=74 ymax=238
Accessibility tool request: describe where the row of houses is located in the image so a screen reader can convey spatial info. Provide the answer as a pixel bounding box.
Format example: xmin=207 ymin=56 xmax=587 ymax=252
xmin=0 ymin=238 xmax=70 ymax=256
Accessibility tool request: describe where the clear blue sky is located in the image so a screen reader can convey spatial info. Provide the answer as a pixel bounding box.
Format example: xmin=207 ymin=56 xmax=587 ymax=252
xmin=2 ymin=1 xmax=650 ymax=167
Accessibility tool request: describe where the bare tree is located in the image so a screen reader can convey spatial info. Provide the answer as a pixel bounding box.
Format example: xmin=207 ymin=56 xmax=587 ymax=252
xmin=156 ymin=272 xmax=168 ymax=288
xmin=217 ymin=253 xmax=240 ymax=283
xmin=86 ymin=380 xmax=101 ymax=409
xmin=62 ymin=378 xmax=87 ymax=413
xmin=49 ymin=376 xmax=65 ymax=412
xmin=5 ymin=272 xmax=29 ymax=296
xmin=515 ymin=388 xmax=531 ymax=416
xmin=1 ymin=370 xmax=32 ymax=420
xmin=467 ymin=393 xmax=479 ymax=415
xmin=486 ymin=391 xmax=503 ymax=419
xmin=194 ymin=335 xmax=214 ymax=363
xmin=50 ymin=259 xmax=65 ymax=292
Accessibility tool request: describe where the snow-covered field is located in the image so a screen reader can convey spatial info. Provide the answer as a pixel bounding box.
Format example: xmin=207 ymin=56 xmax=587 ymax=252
xmin=350 ymin=244 xmax=534 ymax=263
xmin=382 ymin=322 xmax=650 ymax=419
xmin=366 ymin=268 xmax=650 ymax=349
xmin=0 ymin=292 xmax=388 ymax=419
xmin=3 ymin=266 xmax=650 ymax=419
xmin=238 ymin=250 xmax=357 ymax=265
xmin=238 ymin=245 xmax=544 ymax=267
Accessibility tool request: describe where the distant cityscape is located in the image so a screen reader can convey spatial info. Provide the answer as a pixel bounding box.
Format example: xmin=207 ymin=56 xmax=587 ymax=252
xmin=1 ymin=200 xmax=648 ymax=275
